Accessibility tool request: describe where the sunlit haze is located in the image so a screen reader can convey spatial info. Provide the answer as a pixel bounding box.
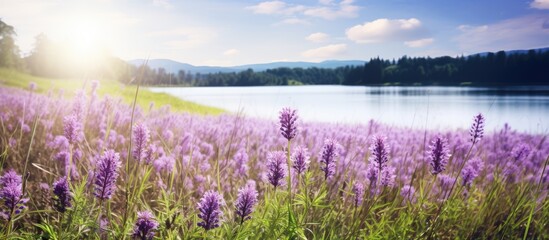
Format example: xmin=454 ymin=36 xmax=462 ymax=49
xmin=1 ymin=0 xmax=548 ymax=66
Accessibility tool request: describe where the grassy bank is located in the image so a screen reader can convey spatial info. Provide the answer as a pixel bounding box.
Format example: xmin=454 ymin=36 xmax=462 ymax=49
xmin=0 ymin=68 xmax=224 ymax=115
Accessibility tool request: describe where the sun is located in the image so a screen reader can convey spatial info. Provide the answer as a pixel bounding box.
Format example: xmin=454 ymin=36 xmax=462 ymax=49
xmin=55 ymin=13 xmax=113 ymax=71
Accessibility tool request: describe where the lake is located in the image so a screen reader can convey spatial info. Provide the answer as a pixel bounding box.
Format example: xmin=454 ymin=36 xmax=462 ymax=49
xmin=148 ymin=85 xmax=549 ymax=134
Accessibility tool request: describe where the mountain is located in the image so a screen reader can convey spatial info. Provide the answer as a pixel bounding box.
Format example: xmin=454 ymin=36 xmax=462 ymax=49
xmin=127 ymin=59 xmax=366 ymax=74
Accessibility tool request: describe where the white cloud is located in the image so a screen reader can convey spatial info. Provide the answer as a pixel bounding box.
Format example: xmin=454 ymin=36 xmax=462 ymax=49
xmin=455 ymin=15 xmax=549 ymax=53
xmin=530 ymin=0 xmax=549 ymax=9
xmin=274 ymin=18 xmax=311 ymax=26
xmin=304 ymin=0 xmax=359 ymax=20
xmin=404 ymin=38 xmax=434 ymax=48
xmin=246 ymin=0 xmax=359 ymax=20
xmin=246 ymin=1 xmax=305 ymax=15
xmin=223 ymin=49 xmax=239 ymax=56
xmin=153 ymin=0 xmax=173 ymax=9
xmin=346 ymin=18 xmax=425 ymax=43
xmin=302 ymin=44 xmax=347 ymax=58
xmin=319 ymin=0 xmax=335 ymax=5
xmin=151 ymin=28 xmax=217 ymax=49
xmin=306 ymin=32 xmax=329 ymax=42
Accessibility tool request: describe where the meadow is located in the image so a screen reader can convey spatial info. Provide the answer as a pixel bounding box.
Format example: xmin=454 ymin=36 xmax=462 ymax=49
xmin=0 ymin=81 xmax=548 ymax=239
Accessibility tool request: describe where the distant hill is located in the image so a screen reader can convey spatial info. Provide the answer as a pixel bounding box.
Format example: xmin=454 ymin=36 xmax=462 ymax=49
xmin=127 ymin=59 xmax=366 ymax=74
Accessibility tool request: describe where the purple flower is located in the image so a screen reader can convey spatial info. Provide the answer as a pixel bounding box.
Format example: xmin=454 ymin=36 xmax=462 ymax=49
xmin=292 ymin=146 xmax=310 ymax=175
xmin=197 ymin=190 xmax=225 ymax=231
xmin=352 ymin=182 xmax=364 ymax=207
xmin=266 ymin=151 xmax=287 ymax=188
xmin=132 ymin=210 xmax=159 ymax=240
xmin=29 ymin=82 xmax=37 ymax=91
xmin=0 ymin=169 xmax=22 ymax=187
xmin=153 ymin=155 xmax=175 ymax=174
xmin=401 ymin=185 xmax=416 ymax=202
xmin=0 ymin=170 xmax=28 ymax=220
xmin=461 ymin=157 xmax=484 ymax=187
xmin=133 ymin=123 xmax=150 ymax=162
xmin=63 ymin=115 xmax=81 ymax=145
xmin=94 ymin=150 xmax=121 ymax=200
xmin=320 ymin=138 xmax=341 ymax=180
xmin=52 ymin=176 xmax=72 ymax=213
xmin=370 ymin=135 xmax=389 ymax=177
xmin=234 ymin=183 xmax=258 ymax=224
xmin=428 ymin=137 xmax=451 ymax=175
xmin=279 ymin=107 xmax=298 ymax=141
xmin=470 ymin=113 xmax=485 ymax=144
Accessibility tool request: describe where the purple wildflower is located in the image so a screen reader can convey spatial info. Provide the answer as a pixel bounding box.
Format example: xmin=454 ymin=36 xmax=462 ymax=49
xmin=94 ymin=150 xmax=121 ymax=200
xmin=132 ymin=210 xmax=159 ymax=240
xmin=233 ymin=148 xmax=249 ymax=177
xmin=352 ymin=182 xmax=364 ymax=207
xmin=401 ymin=185 xmax=416 ymax=202
xmin=52 ymin=176 xmax=72 ymax=213
xmin=63 ymin=115 xmax=81 ymax=145
xmin=470 ymin=113 xmax=485 ymax=144
xmin=279 ymin=107 xmax=298 ymax=141
xmin=234 ymin=183 xmax=258 ymax=224
xmin=461 ymin=157 xmax=484 ymax=187
xmin=370 ymin=135 xmax=389 ymax=175
xmin=428 ymin=137 xmax=451 ymax=175
xmin=153 ymin=155 xmax=175 ymax=174
xmin=266 ymin=151 xmax=287 ymax=188
xmin=0 ymin=170 xmax=28 ymax=220
xmin=133 ymin=123 xmax=150 ymax=162
xmin=29 ymin=82 xmax=37 ymax=91
xmin=320 ymin=138 xmax=342 ymax=180
xmin=292 ymin=146 xmax=310 ymax=175
xmin=197 ymin=190 xmax=225 ymax=231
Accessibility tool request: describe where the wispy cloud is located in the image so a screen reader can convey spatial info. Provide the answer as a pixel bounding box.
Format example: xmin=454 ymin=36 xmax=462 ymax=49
xmin=530 ymin=0 xmax=549 ymax=9
xmin=151 ymin=27 xmax=217 ymax=49
xmin=246 ymin=1 xmax=305 ymax=15
xmin=153 ymin=0 xmax=173 ymax=9
xmin=273 ymin=18 xmax=311 ymax=26
xmin=306 ymin=32 xmax=329 ymax=43
xmin=303 ymin=0 xmax=359 ymax=20
xmin=223 ymin=48 xmax=239 ymax=56
xmin=404 ymin=38 xmax=434 ymax=48
xmin=346 ymin=18 xmax=427 ymax=43
xmin=455 ymin=15 xmax=549 ymax=53
xmin=246 ymin=0 xmax=359 ymax=20
xmin=302 ymin=43 xmax=347 ymax=58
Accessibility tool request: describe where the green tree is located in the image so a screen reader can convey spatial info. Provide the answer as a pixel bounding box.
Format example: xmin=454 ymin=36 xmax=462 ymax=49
xmin=0 ymin=19 xmax=22 ymax=68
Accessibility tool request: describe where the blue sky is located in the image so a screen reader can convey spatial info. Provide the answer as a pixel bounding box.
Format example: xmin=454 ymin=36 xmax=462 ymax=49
xmin=1 ymin=0 xmax=548 ymax=66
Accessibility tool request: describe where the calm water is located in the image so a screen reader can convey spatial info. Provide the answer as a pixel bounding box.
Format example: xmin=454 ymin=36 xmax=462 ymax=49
xmin=148 ymin=85 xmax=549 ymax=134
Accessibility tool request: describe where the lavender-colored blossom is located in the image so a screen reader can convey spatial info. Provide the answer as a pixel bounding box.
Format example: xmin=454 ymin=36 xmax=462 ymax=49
xmin=29 ymin=82 xmax=37 ymax=91
xmin=470 ymin=113 xmax=485 ymax=144
xmin=132 ymin=210 xmax=159 ymax=240
xmin=153 ymin=155 xmax=175 ymax=174
xmin=266 ymin=151 xmax=287 ymax=188
xmin=352 ymin=182 xmax=364 ymax=207
xmin=511 ymin=144 xmax=530 ymax=163
xmin=370 ymin=135 xmax=389 ymax=174
xmin=0 ymin=169 xmax=22 ymax=187
xmin=63 ymin=115 xmax=81 ymax=145
xmin=197 ymin=190 xmax=225 ymax=231
xmin=320 ymin=139 xmax=342 ymax=180
xmin=233 ymin=148 xmax=249 ymax=177
xmin=52 ymin=176 xmax=72 ymax=213
xmin=94 ymin=150 xmax=121 ymax=200
xmin=279 ymin=107 xmax=298 ymax=141
xmin=401 ymin=185 xmax=416 ymax=202
xmin=292 ymin=146 xmax=310 ymax=175
xmin=0 ymin=170 xmax=28 ymax=220
xmin=234 ymin=183 xmax=258 ymax=224
xmin=133 ymin=123 xmax=150 ymax=162
xmin=428 ymin=137 xmax=451 ymax=175
xmin=380 ymin=166 xmax=396 ymax=187
xmin=461 ymin=157 xmax=484 ymax=187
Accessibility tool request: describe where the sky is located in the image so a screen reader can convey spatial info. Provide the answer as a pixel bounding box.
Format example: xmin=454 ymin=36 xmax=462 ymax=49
xmin=1 ymin=0 xmax=548 ymax=66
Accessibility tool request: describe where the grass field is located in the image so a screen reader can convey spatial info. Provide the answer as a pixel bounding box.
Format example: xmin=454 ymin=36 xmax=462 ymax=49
xmin=0 ymin=68 xmax=224 ymax=115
